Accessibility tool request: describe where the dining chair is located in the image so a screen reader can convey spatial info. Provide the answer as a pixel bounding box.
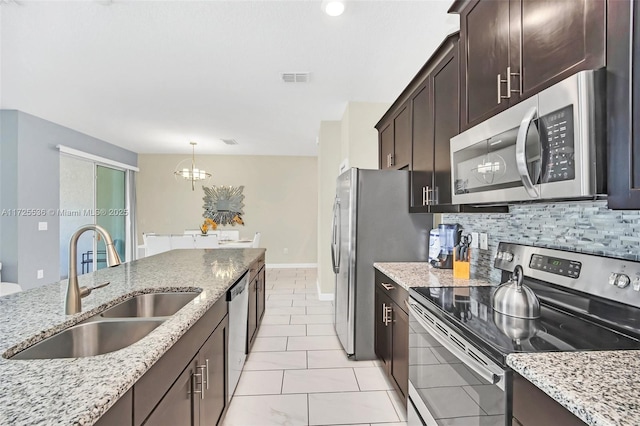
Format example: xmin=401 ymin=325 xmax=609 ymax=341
xmin=171 ymin=235 xmax=195 ymax=249
xmin=195 ymin=234 xmax=219 ymax=249
xmin=252 ymin=232 xmax=261 ymax=248
xmin=145 ymin=235 xmax=172 ymax=256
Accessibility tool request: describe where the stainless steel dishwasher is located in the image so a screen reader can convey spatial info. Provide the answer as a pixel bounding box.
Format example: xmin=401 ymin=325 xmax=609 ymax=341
xmin=227 ymin=272 xmax=249 ymax=401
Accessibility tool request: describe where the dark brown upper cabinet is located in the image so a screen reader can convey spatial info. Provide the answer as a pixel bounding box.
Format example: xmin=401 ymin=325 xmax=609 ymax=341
xmin=410 ymin=35 xmax=460 ymax=213
xmin=607 ymin=0 xmax=640 ymax=209
xmin=377 ymin=104 xmax=411 ymax=170
xmin=451 ymin=0 xmax=606 ymax=132
xmin=376 ymin=32 xmax=507 ymax=214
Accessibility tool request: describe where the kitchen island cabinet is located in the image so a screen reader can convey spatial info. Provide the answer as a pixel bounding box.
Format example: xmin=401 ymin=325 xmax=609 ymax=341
xmin=135 ymin=293 xmax=229 ymax=426
xmin=247 ymin=254 xmax=266 ymax=352
xmin=450 ymin=0 xmax=606 ymax=132
xmin=0 ymin=248 xmax=266 ymax=426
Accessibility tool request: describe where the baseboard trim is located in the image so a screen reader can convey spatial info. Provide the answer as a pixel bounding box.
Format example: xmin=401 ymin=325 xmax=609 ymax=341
xmin=266 ymin=263 xmax=318 ymax=269
xmin=316 ymin=277 xmax=335 ymax=301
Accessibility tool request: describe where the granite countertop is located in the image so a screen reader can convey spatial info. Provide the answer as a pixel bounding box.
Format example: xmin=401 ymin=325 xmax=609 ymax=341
xmin=508 ymin=351 xmax=640 ymax=426
xmin=373 ymin=262 xmax=494 ymax=290
xmin=0 ymin=248 xmax=265 ymax=426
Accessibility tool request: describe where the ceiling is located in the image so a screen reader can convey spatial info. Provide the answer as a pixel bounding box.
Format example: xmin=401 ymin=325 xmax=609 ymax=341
xmin=0 ymin=0 xmax=459 ymax=156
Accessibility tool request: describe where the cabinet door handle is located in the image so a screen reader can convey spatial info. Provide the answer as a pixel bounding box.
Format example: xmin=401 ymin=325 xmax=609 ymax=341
xmin=498 ymin=71 xmax=511 ymax=104
xmin=509 ymin=67 xmax=522 ymax=96
xmin=423 ymin=186 xmax=429 ymax=206
xmin=381 ymin=282 xmax=395 ymax=291
xmin=197 ymin=359 xmax=209 ymax=390
xmin=390 ymin=154 xmax=394 ymax=167
xmin=190 ymin=372 xmax=204 ymax=400
xmin=383 ymin=303 xmax=391 ymax=326
xmin=382 ymin=303 xmax=388 ymax=325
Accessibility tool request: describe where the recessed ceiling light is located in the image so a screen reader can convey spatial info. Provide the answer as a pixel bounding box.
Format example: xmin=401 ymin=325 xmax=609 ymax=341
xmin=322 ymin=0 xmax=345 ymax=17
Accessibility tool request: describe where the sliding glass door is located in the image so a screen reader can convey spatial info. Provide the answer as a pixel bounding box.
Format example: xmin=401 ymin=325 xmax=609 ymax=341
xmin=96 ymin=166 xmax=126 ymax=270
xmin=60 ymin=157 xmax=132 ymax=278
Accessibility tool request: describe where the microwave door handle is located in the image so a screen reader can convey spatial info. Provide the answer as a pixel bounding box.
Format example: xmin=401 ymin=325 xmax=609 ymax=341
xmin=515 ymin=106 xmax=540 ymax=198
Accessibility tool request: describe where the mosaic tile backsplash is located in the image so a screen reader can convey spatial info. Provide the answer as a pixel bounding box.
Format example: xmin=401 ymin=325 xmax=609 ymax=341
xmin=443 ymin=200 xmax=640 ymax=284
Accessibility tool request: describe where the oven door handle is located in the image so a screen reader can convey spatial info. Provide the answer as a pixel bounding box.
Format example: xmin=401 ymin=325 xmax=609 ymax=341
xmin=515 ymin=106 xmax=540 ymax=198
xmin=409 ymin=302 xmax=504 ymax=388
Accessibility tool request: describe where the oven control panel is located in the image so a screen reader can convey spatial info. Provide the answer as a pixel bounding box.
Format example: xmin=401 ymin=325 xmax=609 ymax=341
xmin=494 ymin=242 xmax=640 ymax=310
xmin=529 ymin=254 xmax=581 ymax=278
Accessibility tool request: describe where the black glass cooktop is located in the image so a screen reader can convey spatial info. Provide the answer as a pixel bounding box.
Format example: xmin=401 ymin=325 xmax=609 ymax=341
xmin=410 ymin=285 xmax=640 ymax=363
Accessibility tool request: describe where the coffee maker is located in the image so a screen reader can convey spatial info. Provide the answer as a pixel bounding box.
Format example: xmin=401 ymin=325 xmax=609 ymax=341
xmin=430 ymin=223 xmax=463 ymax=269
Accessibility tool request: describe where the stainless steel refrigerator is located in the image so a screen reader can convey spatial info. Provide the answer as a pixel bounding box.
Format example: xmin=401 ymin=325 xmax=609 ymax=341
xmin=331 ymin=168 xmax=432 ymax=360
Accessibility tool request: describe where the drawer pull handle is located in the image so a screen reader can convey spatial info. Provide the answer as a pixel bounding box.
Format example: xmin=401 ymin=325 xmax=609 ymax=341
xmin=381 ymin=283 xmax=395 ymax=291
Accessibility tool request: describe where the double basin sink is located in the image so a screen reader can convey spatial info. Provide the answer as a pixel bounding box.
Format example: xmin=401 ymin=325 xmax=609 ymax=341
xmin=10 ymin=292 xmax=199 ymax=360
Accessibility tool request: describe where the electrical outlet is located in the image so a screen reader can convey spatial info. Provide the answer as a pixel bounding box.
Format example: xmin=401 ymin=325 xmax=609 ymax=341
xmin=480 ymin=233 xmax=489 ymax=250
xmin=38 ymin=221 xmax=48 ymax=231
xmin=470 ymin=232 xmax=479 ymax=249
xmin=283 ymin=248 xmax=289 ymax=254
xmin=37 ymin=269 xmax=44 ymax=279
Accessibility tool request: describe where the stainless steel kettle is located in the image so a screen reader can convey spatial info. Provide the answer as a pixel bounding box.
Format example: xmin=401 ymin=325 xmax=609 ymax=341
xmin=492 ymin=265 xmax=540 ymax=319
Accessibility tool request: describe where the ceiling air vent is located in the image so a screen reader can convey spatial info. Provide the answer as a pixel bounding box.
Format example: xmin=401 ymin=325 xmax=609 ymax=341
xmin=222 ymin=139 xmax=238 ymax=145
xmin=281 ymin=72 xmax=310 ymax=83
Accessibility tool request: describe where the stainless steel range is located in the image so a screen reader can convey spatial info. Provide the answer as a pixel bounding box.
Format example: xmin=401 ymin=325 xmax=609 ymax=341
xmin=407 ymin=243 xmax=640 ymax=426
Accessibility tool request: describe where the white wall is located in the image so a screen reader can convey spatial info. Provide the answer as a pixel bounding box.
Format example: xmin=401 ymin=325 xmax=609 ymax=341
xmin=317 ymin=121 xmax=342 ymax=296
xmin=341 ymin=102 xmax=391 ymax=169
xmin=316 ymin=102 xmax=390 ymax=295
xmin=136 ymin=154 xmax=318 ymax=265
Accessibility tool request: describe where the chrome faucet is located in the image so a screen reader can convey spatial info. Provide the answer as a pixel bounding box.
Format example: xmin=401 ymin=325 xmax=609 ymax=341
xmin=66 ymin=224 xmax=121 ymax=315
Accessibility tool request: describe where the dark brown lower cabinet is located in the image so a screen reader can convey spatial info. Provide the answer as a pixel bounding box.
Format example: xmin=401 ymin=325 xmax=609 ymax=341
xmin=390 ymin=305 xmax=408 ymax=398
xmin=96 ymin=256 xmax=268 ymax=426
xmin=257 ymin=266 xmax=266 ymax=322
xmin=512 ymin=373 xmax=585 ymax=426
xmin=374 ymin=286 xmax=392 ymax=369
xmin=143 ymin=359 xmax=195 ymax=426
xmin=374 ymin=271 xmax=409 ymax=404
xmin=143 ymin=313 xmax=229 ymax=426
xmin=94 ymin=389 xmax=132 ymax=426
xmin=197 ymin=316 xmax=227 ymax=425
xmin=247 ymin=256 xmax=266 ymax=353
xmin=247 ymin=274 xmax=258 ymax=350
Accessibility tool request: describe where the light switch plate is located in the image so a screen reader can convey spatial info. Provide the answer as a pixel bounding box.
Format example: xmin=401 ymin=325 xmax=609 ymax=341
xmin=38 ymin=221 xmax=48 ymax=231
xmin=480 ymin=233 xmax=489 ymax=250
xmin=37 ymin=269 xmax=44 ymax=279
xmin=470 ymin=232 xmax=479 ymax=249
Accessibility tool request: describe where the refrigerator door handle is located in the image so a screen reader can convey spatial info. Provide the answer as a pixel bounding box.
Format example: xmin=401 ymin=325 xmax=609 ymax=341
xmin=331 ymin=197 xmax=341 ymax=273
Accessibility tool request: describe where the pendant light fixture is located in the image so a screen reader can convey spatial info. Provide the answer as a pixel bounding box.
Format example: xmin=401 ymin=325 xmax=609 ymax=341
xmin=174 ymin=142 xmax=211 ymax=191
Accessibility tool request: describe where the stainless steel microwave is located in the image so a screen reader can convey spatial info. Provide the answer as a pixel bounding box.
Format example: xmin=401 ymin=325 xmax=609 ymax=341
xmin=450 ymin=70 xmax=606 ymax=205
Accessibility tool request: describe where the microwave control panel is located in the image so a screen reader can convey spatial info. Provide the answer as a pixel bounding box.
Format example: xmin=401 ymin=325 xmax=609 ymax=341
xmin=539 ymin=105 xmax=575 ymax=183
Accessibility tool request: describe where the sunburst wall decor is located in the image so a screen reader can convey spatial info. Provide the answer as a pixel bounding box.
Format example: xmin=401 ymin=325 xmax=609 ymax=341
xmin=202 ymin=185 xmax=245 ymax=226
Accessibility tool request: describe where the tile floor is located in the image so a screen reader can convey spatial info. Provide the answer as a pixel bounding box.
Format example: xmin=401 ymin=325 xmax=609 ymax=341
xmin=222 ymin=267 xmax=408 ymax=426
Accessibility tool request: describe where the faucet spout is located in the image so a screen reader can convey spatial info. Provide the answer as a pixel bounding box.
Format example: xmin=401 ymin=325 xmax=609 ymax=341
xmin=66 ymin=224 xmax=121 ymax=315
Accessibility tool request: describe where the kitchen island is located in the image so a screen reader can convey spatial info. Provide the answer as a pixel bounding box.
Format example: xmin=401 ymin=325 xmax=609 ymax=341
xmin=0 ymin=248 xmax=265 ymax=426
